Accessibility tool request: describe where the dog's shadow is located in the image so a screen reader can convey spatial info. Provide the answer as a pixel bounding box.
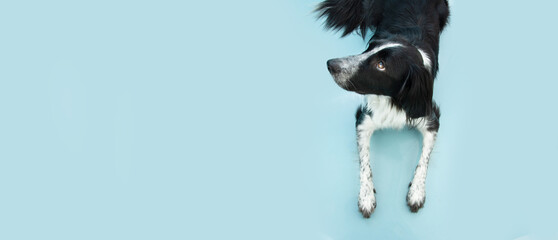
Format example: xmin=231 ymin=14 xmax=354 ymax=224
xmin=367 ymin=128 xmax=423 ymax=212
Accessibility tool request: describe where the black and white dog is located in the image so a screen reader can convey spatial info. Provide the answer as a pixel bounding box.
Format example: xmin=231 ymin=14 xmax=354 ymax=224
xmin=316 ymin=0 xmax=450 ymax=217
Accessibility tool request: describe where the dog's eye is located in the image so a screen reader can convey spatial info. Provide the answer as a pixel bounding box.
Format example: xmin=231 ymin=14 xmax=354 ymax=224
xmin=376 ymin=61 xmax=385 ymax=71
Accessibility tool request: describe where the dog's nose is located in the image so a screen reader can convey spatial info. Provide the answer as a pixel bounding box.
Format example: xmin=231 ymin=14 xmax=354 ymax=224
xmin=327 ymin=59 xmax=342 ymax=74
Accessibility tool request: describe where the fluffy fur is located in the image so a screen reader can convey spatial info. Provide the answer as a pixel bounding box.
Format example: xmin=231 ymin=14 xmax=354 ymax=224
xmin=317 ymin=0 xmax=450 ymax=217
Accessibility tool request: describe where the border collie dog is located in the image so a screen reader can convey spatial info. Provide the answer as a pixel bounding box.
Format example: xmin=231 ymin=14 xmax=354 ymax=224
xmin=316 ymin=0 xmax=450 ymax=217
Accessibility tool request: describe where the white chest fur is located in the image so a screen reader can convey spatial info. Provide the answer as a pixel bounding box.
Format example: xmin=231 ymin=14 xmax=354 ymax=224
xmin=363 ymin=95 xmax=427 ymax=131
xmin=356 ymin=95 xmax=436 ymax=215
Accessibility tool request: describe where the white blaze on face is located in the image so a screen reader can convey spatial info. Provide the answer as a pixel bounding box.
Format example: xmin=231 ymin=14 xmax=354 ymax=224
xmin=330 ymin=42 xmax=404 ymax=83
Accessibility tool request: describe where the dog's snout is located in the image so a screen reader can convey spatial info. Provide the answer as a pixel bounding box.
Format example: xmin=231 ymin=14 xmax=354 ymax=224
xmin=327 ymin=59 xmax=342 ymax=74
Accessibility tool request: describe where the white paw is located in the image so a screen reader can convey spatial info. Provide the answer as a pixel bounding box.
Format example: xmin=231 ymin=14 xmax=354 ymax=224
xmin=407 ymin=183 xmax=426 ymax=212
xmin=358 ymin=188 xmax=376 ymax=218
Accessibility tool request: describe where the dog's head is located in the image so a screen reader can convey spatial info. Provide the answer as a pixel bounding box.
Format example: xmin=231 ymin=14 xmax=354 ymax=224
xmin=326 ymin=39 xmax=434 ymax=118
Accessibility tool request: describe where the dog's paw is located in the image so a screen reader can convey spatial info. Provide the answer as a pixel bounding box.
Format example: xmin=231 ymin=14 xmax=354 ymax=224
xmin=407 ymin=183 xmax=426 ymax=213
xmin=358 ymin=192 xmax=376 ymax=218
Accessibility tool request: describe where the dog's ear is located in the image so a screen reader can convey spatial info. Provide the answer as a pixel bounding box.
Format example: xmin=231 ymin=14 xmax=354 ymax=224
xmin=395 ymin=63 xmax=434 ymax=119
xmin=316 ymin=0 xmax=367 ymax=37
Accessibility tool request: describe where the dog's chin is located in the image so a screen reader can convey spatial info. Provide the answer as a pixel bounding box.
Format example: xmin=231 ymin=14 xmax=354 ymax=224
xmin=332 ymin=77 xmax=367 ymax=95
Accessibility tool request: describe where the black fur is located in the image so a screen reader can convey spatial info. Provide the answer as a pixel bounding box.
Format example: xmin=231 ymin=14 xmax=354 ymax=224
xmin=320 ymin=0 xmax=450 ymax=120
xmin=319 ymin=0 xmax=450 ymax=216
xmin=355 ymin=106 xmax=372 ymax=127
xmin=426 ymin=103 xmax=441 ymax=132
xmin=393 ymin=62 xmax=433 ymax=119
xmin=316 ymin=0 xmax=367 ymax=37
xmin=316 ymin=0 xmax=388 ymax=37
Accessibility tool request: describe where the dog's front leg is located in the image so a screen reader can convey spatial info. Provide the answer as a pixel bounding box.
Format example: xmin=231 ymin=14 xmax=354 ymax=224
xmin=356 ymin=110 xmax=376 ymax=218
xmin=407 ymin=127 xmax=437 ymax=212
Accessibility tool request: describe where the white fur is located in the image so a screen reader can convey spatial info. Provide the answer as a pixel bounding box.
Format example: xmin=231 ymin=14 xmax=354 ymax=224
xmin=416 ymin=48 xmax=432 ymax=73
xmin=356 ymin=94 xmax=435 ymax=214
xmin=356 ymin=114 xmax=376 ymax=216
xmin=364 ymin=95 xmax=428 ymax=130
xmin=407 ymin=129 xmax=436 ymax=208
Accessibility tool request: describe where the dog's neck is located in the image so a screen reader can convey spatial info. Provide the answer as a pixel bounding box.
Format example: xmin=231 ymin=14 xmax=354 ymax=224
xmin=364 ymin=95 xmax=403 ymax=115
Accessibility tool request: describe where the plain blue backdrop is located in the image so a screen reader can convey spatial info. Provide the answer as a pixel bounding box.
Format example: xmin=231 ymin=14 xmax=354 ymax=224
xmin=1 ymin=0 xmax=558 ymax=239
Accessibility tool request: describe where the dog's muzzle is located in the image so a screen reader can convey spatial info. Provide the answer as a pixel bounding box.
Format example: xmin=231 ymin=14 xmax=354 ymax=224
xmin=327 ymin=59 xmax=343 ymax=75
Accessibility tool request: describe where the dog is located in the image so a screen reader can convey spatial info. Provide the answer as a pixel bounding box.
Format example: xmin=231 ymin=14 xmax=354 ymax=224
xmin=316 ymin=0 xmax=450 ymax=217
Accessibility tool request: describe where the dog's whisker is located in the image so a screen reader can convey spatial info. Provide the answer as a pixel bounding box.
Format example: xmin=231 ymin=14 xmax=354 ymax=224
xmin=347 ymin=79 xmax=357 ymax=90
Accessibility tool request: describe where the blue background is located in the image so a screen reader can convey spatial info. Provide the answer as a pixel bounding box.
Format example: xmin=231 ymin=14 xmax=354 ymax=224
xmin=1 ymin=0 xmax=557 ymax=239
